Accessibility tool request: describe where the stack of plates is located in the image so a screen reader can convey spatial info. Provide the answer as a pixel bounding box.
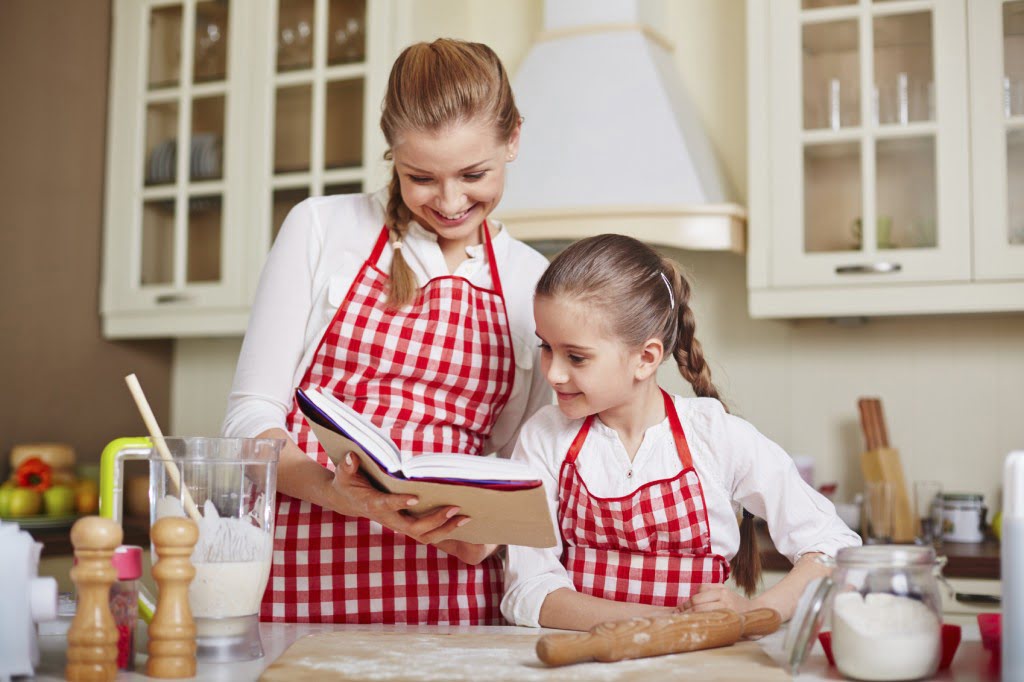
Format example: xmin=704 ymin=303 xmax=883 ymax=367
xmin=146 ymin=133 xmax=222 ymax=184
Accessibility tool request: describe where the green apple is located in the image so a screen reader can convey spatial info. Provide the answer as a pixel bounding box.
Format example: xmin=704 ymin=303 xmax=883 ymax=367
xmin=43 ymin=484 xmax=76 ymax=517
xmin=0 ymin=483 xmax=14 ymax=517
xmin=8 ymin=488 xmax=42 ymax=517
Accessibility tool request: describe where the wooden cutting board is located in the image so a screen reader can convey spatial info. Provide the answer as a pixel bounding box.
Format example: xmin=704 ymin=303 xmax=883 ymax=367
xmin=259 ymin=629 xmax=789 ymax=681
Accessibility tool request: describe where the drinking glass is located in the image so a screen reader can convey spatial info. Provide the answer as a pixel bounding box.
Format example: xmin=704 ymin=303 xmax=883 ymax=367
xmin=863 ymin=480 xmax=893 ymax=544
xmin=914 ymin=480 xmax=943 ymax=546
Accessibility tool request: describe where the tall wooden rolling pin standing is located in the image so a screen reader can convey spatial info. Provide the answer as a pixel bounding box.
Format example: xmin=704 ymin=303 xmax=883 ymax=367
xmin=536 ymin=608 xmax=781 ymax=667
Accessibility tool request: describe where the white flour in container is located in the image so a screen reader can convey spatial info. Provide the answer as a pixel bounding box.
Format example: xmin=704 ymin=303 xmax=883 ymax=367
xmin=831 ymin=592 xmax=940 ymax=681
xmin=155 ymin=496 xmax=272 ymax=631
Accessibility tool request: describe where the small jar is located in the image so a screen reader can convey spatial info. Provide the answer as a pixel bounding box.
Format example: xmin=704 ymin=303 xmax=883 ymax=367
xmin=785 ymin=545 xmax=943 ymax=681
xmin=939 ymin=493 xmax=986 ymax=543
xmin=110 ymin=545 xmax=143 ymax=670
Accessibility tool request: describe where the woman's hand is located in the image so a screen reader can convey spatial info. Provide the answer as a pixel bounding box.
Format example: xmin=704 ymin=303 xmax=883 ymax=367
xmin=326 ymin=452 xmax=472 ymax=545
xmin=433 ymin=541 xmax=498 ymax=565
xmin=676 ymin=584 xmax=758 ymax=615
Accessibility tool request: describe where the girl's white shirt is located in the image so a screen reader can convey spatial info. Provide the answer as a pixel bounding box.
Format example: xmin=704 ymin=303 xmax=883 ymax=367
xmin=501 ymin=394 xmax=862 ymax=627
xmin=221 ymin=189 xmax=552 ymax=458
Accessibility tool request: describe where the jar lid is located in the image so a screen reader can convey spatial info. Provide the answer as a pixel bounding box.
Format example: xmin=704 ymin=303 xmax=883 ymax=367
xmin=783 ymin=575 xmax=833 ymax=675
xmin=940 ymin=492 xmax=984 ymax=502
xmin=836 ymin=544 xmax=936 ymax=568
xmin=112 ymin=545 xmax=143 ymax=580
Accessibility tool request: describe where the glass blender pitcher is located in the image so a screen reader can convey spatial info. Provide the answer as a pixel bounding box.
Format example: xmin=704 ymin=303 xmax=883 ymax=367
xmin=101 ymin=436 xmax=282 ymax=662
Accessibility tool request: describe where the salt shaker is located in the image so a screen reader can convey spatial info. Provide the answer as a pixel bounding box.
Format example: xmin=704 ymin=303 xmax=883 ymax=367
xmin=1004 ymin=452 xmax=1024 ymax=681
xmin=110 ymin=545 xmax=143 ymax=670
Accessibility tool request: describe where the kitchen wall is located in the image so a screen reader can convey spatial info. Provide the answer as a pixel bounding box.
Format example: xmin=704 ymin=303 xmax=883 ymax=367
xmin=0 ymin=0 xmax=172 ymax=477
xmin=170 ymin=0 xmax=1024 ymax=509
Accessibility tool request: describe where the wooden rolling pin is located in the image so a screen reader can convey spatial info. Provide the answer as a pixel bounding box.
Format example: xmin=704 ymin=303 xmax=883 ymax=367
xmin=536 ymin=608 xmax=781 ymax=667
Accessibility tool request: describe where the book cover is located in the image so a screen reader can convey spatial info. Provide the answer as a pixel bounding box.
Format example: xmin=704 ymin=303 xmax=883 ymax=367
xmin=296 ymin=388 xmax=557 ymax=548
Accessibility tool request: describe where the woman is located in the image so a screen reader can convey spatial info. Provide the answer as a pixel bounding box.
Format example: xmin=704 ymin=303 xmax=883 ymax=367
xmin=222 ymin=39 xmax=551 ymax=625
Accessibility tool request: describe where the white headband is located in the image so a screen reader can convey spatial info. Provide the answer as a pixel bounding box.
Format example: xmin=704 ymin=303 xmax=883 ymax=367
xmin=660 ymin=272 xmax=675 ymax=309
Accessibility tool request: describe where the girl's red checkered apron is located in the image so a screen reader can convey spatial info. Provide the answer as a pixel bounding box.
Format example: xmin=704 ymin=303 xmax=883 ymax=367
xmin=558 ymin=389 xmax=730 ymax=605
xmin=262 ymin=223 xmax=515 ymax=624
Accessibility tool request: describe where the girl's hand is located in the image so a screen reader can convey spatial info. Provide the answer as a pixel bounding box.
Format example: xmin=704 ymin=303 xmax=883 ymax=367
xmin=327 ymin=452 xmax=469 ymax=542
xmin=677 ymin=584 xmax=758 ymax=615
xmin=434 ymin=541 xmax=499 ymax=565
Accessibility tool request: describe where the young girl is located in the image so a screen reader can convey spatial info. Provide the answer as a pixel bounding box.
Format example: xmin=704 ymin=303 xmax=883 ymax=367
xmin=501 ymin=234 xmax=860 ymax=631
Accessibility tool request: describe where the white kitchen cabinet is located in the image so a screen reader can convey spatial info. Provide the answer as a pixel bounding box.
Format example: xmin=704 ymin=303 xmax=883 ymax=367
xmin=939 ymin=577 xmax=1001 ymax=627
xmin=101 ymin=0 xmax=395 ymax=338
xmin=747 ymin=0 xmax=1024 ymax=318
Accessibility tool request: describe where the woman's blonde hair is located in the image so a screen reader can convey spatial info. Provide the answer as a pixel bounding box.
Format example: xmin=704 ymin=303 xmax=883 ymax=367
xmin=535 ymin=234 xmax=761 ymax=595
xmin=379 ymin=38 xmax=520 ymax=308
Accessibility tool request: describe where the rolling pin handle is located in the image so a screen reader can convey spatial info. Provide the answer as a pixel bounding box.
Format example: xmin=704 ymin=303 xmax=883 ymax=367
xmin=536 ymin=632 xmax=603 ymax=667
xmin=739 ymin=608 xmax=783 ymax=638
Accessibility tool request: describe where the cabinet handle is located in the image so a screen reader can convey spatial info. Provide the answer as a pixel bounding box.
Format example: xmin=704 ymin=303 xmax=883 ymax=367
xmin=835 ymin=262 xmax=902 ymax=275
xmin=154 ymin=293 xmax=195 ymax=304
xmin=954 ymin=592 xmax=1001 ymax=605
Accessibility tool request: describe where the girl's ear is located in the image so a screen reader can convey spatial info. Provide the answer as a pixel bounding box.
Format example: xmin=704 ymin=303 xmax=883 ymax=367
xmin=635 ymin=338 xmax=664 ymax=381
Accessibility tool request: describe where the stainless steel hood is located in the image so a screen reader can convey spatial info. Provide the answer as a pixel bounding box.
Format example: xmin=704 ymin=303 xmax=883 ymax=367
xmin=497 ymin=0 xmax=745 ymax=253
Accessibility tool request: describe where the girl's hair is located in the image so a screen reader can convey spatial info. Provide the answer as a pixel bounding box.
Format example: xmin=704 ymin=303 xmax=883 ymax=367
xmin=536 ymin=234 xmax=761 ymax=595
xmin=379 ymin=38 xmax=520 ymax=308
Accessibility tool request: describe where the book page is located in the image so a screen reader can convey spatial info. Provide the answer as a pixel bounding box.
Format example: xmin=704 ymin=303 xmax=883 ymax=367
xmin=300 ymin=389 xmax=542 ymax=485
xmin=300 ymin=389 xmax=401 ymax=472
xmin=403 ymin=454 xmax=540 ymax=483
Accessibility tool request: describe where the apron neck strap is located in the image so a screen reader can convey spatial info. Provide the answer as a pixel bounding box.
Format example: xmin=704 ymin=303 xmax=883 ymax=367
xmin=370 ymin=225 xmax=390 ymax=263
xmin=564 ymin=415 xmax=594 ymax=466
xmin=564 ymin=391 xmax=692 ymax=468
xmin=370 ymin=221 xmax=503 ymax=297
xmin=662 ymin=389 xmax=694 ymax=469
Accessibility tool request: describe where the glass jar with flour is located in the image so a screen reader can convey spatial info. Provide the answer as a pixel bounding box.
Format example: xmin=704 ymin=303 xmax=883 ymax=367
xmin=785 ymin=545 xmax=943 ymax=681
xmin=150 ymin=437 xmax=282 ymax=662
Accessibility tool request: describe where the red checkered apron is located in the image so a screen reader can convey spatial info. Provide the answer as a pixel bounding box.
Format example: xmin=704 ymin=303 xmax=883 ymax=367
xmin=558 ymin=389 xmax=730 ymax=605
xmin=261 ymin=223 xmax=514 ymax=624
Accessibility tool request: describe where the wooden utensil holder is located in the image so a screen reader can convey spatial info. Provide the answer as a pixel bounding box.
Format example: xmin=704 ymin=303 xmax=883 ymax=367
xmin=860 ymin=447 xmax=915 ymax=542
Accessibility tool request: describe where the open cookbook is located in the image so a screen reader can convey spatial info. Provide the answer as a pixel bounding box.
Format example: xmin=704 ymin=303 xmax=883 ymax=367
xmin=296 ymin=388 xmax=557 ymax=548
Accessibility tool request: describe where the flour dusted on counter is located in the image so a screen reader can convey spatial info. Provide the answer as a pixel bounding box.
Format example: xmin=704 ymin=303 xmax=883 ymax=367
xmin=831 ymin=592 xmax=940 ymax=681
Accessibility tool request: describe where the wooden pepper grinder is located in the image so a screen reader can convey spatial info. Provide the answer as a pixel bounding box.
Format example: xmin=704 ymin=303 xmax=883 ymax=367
xmin=147 ymin=517 xmax=199 ymax=678
xmin=66 ymin=516 xmax=123 ymax=682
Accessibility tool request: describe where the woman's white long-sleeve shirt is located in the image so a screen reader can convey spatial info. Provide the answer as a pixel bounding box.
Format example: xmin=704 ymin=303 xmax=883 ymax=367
xmin=222 ymin=190 xmax=552 ymax=458
xmin=501 ymin=394 xmax=861 ymax=627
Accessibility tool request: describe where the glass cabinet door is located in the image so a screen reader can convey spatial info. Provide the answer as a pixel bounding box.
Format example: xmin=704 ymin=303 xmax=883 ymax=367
xmin=770 ymin=0 xmax=970 ymax=287
xmin=267 ymin=0 xmax=368 ymax=247
xmin=141 ymin=1 xmax=232 ymax=297
xmin=99 ymin=0 xmax=245 ymax=320
xmin=971 ymin=0 xmax=1024 ymax=279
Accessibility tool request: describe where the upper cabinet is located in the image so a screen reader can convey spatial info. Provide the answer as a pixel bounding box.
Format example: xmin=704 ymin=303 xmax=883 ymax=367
xmin=748 ymin=0 xmax=1024 ymax=318
xmin=102 ymin=0 xmax=394 ymax=338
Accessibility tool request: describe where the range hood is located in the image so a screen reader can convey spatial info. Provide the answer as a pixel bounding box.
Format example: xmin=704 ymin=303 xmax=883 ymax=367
xmin=497 ymin=0 xmax=745 ymax=253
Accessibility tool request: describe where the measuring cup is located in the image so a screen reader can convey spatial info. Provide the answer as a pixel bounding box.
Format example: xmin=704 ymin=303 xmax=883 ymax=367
xmin=100 ymin=436 xmax=282 ymax=662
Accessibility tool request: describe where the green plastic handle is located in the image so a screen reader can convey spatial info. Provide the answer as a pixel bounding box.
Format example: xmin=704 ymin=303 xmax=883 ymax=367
xmin=98 ymin=437 xmax=152 ymax=519
xmin=98 ymin=436 xmax=154 ymax=624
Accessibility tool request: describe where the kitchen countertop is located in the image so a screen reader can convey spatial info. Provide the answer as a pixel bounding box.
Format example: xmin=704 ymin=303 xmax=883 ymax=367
xmin=31 ymin=621 xmax=998 ymax=681
xmin=756 ymin=524 xmax=1000 ymax=580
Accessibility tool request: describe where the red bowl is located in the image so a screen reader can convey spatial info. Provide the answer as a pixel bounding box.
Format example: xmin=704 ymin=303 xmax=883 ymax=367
xmin=978 ymin=613 xmax=1001 ymax=654
xmin=818 ymin=623 xmax=961 ymax=670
